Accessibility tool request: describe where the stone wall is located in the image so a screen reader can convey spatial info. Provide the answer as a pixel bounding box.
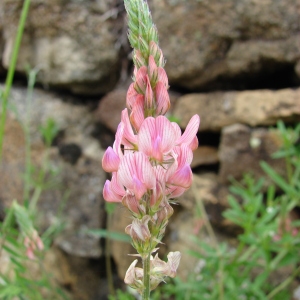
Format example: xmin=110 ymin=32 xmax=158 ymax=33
xmin=0 ymin=0 xmax=300 ymax=298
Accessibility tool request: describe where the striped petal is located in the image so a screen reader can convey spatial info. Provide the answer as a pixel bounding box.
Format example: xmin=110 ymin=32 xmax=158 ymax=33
xmin=118 ymin=152 xmax=155 ymax=199
xmin=130 ymin=94 xmax=145 ymax=131
xmin=176 ymin=115 xmax=200 ymax=148
xmin=155 ymin=81 xmax=170 ymax=115
xmin=138 ymin=116 xmax=176 ymax=162
xmin=102 ymin=147 xmax=120 ymax=173
xmin=103 ymin=179 xmax=123 ymax=202
xmin=121 ymin=109 xmax=137 ymax=147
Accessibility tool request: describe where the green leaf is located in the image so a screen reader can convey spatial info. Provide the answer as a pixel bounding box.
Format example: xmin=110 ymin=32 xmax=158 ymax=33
xmin=260 ymin=161 xmax=297 ymax=196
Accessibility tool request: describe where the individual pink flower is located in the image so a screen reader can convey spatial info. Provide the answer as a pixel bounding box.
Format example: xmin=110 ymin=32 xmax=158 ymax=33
xmin=103 ymin=173 xmax=125 ymax=202
xmin=124 ymin=259 xmax=144 ymax=293
xmin=102 ymin=123 xmax=124 ymax=172
xmin=118 ymin=152 xmax=156 ymax=200
xmin=125 ymin=215 xmax=152 ymax=242
xmin=138 ymin=116 xmax=177 ymax=162
xmin=24 ymin=230 xmax=44 ymax=260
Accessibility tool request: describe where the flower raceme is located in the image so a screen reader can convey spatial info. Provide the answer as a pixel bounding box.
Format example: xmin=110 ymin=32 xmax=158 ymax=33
xmin=102 ymin=0 xmax=200 ymax=296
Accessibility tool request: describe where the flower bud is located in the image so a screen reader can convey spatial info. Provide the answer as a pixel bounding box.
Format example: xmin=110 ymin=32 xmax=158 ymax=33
xmin=125 ymin=215 xmax=151 ymax=242
xmin=124 ymin=259 xmax=144 ymax=294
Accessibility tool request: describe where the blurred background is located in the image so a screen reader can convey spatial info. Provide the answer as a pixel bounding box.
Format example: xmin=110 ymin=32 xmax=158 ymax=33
xmin=0 ymin=0 xmax=300 ymax=299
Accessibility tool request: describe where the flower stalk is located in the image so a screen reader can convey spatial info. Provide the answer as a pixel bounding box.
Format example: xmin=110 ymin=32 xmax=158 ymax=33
xmin=102 ymin=0 xmax=200 ymax=298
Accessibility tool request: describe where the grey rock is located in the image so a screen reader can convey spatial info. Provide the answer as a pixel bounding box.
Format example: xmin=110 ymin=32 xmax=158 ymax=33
xmin=152 ymin=0 xmax=300 ymax=90
xmin=1 ymin=0 xmax=122 ymax=95
xmin=218 ymin=123 xmax=286 ymax=184
xmin=173 ymin=88 xmax=300 ymax=131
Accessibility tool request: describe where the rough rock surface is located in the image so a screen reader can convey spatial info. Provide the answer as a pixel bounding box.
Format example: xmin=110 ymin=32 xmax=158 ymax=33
xmin=191 ymin=146 xmax=219 ymax=168
xmin=0 ymin=85 xmax=107 ymax=257
xmin=218 ymin=124 xmax=286 ymax=184
xmin=42 ymin=151 xmax=105 ymax=258
xmin=95 ymin=89 xmax=127 ymax=132
xmin=0 ymin=0 xmax=123 ymax=95
xmin=173 ymin=88 xmax=300 ymax=131
xmin=152 ymin=0 xmax=300 ymax=90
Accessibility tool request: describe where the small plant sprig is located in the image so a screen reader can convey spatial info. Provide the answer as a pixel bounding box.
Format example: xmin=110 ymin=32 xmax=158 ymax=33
xmin=154 ymin=121 xmax=300 ymax=300
xmin=101 ymin=0 xmax=200 ymax=298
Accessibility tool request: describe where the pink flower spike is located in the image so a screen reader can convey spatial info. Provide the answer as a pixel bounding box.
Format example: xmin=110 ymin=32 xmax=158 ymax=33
xmin=118 ymin=152 xmax=156 ymax=199
xmin=176 ymin=115 xmax=200 ymax=149
xmin=155 ymin=81 xmax=170 ymax=115
xmin=121 ymin=109 xmax=138 ymax=148
xmin=138 ymin=116 xmax=176 ymax=162
xmin=102 ymin=146 xmax=120 ymax=173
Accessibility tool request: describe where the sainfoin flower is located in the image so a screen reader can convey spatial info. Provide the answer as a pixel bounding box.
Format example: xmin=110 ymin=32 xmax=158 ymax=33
xmin=23 ymin=230 xmax=44 ymax=260
xmin=102 ymin=0 xmax=200 ymax=297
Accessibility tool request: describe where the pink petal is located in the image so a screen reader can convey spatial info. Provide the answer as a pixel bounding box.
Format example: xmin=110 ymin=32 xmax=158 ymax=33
xmin=138 ymin=117 xmax=156 ymax=157
xmin=102 ymin=147 xmax=120 ymax=173
xmin=176 ymin=115 xmax=200 ymax=147
xmin=121 ymin=109 xmax=137 ymax=147
xmin=148 ymin=55 xmax=158 ymax=83
xmin=173 ymin=144 xmax=193 ymax=168
xmin=103 ymin=180 xmax=123 ymax=202
xmin=111 ymin=173 xmax=126 ymax=196
xmin=155 ymin=116 xmax=176 ymax=154
xmin=118 ymin=152 xmax=155 ymax=199
xmin=171 ymin=122 xmax=182 ymax=141
xmin=127 ymin=83 xmax=138 ymax=109
xmin=134 ymin=66 xmax=148 ymax=94
xmin=157 ymin=67 xmax=168 ymax=88
xmin=122 ymin=194 xmax=141 ymax=214
xmin=138 ymin=116 xmax=176 ymax=162
xmin=155 ymin=81 xmax=170 ymax=115
xmin=130 ymin=95 xmax=145 ymax=131
xmin=134 ymin=152 xmax=156 ymax=190
xmin=190 ymin=135 xmax=199 ymax=151
xmin=145 ymin=76 xmax=154 ymax=110
xmin=168 ymin=186 xmax=186 ymax=198
xmin=167 ymin=251 xmax=181 ymax=278
xmin=114 ymin=123 xmax=124 ymax=158
xmin=132 ymin=174 xmax=148 ymax=200
xmin=168 ymin=164 xmax=193 ymax=188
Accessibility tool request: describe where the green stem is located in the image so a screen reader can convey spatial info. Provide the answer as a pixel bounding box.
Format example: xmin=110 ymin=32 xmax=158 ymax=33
xmin=0 ymin=0 xmax=31 ymax=161
xmin=142 ymin=253 xmax=151 ymax=300
xmin=23 ymin=69 xmax=38 ymax=203
xmin=106 ymin=213 xmax=115 ymax=297
xmin=267 ymin=265 xmax=300 ymax=299
xmin=218 ymin=258 xmax=224 ymax=300
xmin=192 ymin=184 xmax=217 ymax=247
